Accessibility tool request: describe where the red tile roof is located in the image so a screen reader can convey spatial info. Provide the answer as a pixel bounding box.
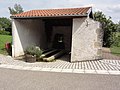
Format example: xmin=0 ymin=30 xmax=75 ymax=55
xmin=11 ymin=7 xmax=91 ymax=18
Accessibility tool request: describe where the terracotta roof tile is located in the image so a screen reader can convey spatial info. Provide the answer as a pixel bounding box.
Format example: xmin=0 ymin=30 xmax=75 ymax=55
xmin=12 ymin=7 xmax=91 ymax=18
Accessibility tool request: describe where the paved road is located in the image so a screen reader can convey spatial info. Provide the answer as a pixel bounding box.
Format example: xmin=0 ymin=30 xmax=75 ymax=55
xmin=0 ymin=68 xmax=120 ymax=90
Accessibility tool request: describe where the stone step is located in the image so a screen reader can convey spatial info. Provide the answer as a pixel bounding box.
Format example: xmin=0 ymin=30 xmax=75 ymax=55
xmin=43 ymin=50 xmax=66 ymax=62
xmin=40 ymin=49 xmax=59 ymax=59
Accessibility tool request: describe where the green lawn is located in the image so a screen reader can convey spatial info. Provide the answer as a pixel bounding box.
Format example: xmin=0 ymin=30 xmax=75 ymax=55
xmin=0 ymin=35 xmax=12 ymax=55
xmin=110 ymin=46 xmax=120 ymax=56
xmin=110 ymin=32 xmax=120 ymax=56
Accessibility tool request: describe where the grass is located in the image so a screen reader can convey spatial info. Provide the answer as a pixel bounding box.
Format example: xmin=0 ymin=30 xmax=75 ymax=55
xmin=110 ymin=46 xmax=120 ymax=56
xmin=110 ymin=32 xmax=120 ymax=56
xmin=0 ymin=35 xmax=12 ymax=55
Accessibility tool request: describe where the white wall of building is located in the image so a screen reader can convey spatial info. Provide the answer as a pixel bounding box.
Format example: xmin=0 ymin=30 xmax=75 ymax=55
xmin=71 ymin=17 xmax=102 ymax=62
xmin=12 ymin=19 xmax=46 ymax=57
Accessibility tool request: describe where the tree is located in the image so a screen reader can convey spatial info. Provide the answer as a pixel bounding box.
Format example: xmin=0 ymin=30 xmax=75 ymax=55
xmin=117 ymin=21 xmax=120 ymax=32
xmin=8 ymin=4 xmax=24 ymax=15
xmin=94 ymin=11 xmax=117 ymax=47
xmin=0 ymin=17 xmax=12 ymax=34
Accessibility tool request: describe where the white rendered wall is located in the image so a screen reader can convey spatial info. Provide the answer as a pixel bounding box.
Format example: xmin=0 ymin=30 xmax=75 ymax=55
xmin=71 ymin=17 xmax=102 ymax=62
xmin=12 ymin=19 xmax=46 ymax=57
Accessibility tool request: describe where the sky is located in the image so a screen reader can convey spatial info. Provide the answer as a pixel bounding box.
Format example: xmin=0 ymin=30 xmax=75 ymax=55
xmin=0 ymin=0 xmax=120 ymax=23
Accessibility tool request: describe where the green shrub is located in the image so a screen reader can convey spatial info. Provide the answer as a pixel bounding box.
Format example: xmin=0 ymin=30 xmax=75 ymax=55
xmin=25 ymin=46 xmax=43 ymax=58
xmin=112 ymin=36 xmax=120 ymax=47
xmin=0 ymin=30 xmax=10 ymax=35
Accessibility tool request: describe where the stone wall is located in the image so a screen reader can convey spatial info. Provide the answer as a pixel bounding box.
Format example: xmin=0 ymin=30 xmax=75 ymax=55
xmin=71 ymin=17 xmax=103 ymax=62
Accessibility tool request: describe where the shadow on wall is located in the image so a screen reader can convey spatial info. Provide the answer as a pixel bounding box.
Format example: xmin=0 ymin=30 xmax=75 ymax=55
xmin=14 ymin=19 xmax=47 ymax=56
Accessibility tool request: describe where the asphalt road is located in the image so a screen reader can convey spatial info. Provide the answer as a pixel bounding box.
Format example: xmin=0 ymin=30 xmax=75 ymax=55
xmin=0 ymin=68 xmax=120 ymax=90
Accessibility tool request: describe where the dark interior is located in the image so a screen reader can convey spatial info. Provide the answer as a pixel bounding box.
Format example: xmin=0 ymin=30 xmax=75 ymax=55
xmin=43 ymin=18 xmax=72 ymax=52
xmin=40 ymin=18 xmax=72 ymax=61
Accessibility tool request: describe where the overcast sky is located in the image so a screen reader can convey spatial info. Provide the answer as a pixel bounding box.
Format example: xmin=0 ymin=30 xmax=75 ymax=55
xmin=0 ymin=0 xmax=120 ymax=23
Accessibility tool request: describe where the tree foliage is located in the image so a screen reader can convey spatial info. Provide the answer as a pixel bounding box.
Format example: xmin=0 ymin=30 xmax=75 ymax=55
xmin=0 ymin=17 xmax=11 ymax=33
xmin=116 ymin=21 xmax=120 ymax=32
xmin=8 ymin=4 xmax=23 ymax=15
xmin=94 ymin=11 xmax=117 ymax=47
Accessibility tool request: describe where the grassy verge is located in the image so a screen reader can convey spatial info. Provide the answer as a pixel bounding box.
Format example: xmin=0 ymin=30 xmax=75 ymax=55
xmin=110 ymin=32 xmax=120 ymax=56
xmin=110 ymin=46 xmax=120 ymax=56
xmin=0 ymin=35 xmax=12 ymax=55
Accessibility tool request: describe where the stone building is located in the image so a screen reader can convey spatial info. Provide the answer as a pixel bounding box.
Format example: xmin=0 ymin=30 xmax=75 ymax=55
xmin=11 ymin=7 xmax=103 ymax=62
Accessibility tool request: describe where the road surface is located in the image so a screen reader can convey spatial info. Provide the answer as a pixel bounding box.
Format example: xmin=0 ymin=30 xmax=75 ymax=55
xmin=0 ymin=68 xmax=120 ymax=90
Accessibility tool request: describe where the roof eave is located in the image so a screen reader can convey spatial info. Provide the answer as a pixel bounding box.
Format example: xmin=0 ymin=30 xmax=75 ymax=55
xmin=10 ymin=14 xmax=88 ymax=19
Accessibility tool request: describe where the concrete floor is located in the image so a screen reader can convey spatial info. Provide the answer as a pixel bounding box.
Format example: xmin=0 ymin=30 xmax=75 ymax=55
xmin=0 ymin=68 xmax=120 ymax=90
